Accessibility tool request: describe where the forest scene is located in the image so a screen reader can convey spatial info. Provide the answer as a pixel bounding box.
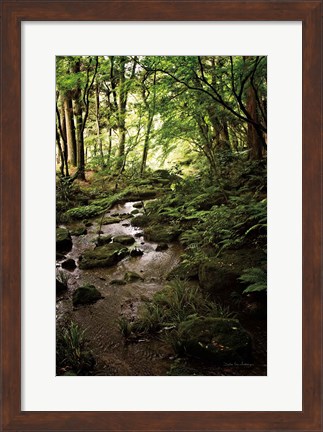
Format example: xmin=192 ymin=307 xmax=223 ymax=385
xmin=56 ymin=55 xmax=267 ymax=376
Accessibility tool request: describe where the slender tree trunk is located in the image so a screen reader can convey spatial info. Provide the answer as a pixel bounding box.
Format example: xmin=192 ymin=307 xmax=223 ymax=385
xmin=246 ymin=85 xmax=263 ymax=160
xmin=116 ymin=57 xmax=127 ymax=173
xmin=140 ymin=114 xmax=153 ymax=176
xmin=64 ymin=96 xmax=77 ymax=166
xmin=74 ymin=96 xmax=85 ymax=180
xmin=107 ymin=128 xmax=112 ymax=167
xmin=56 ymin=127 xmax=65 ymax=176
xmin=95 ymin=83 xmax=105 ymax=166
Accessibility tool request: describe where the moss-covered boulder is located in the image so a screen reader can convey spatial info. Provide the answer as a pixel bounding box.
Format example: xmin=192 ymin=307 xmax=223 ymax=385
xmin=113 ymin=235 xmax=135 ymax=246
xmin=72 ymin=284 xmax=102 ymax=306
xmin=144 ymin=225 xmax=180 ymax=243
xmin=70 ymin=224 xmax=87 ymax=236
xmin=95 ymin=234 xmax=113 ymax=246
xmin=56 ymin=228 xmax=72 ymax=253
xmin=124 ymin=271 xmax=144 ymax=282
xmin=131 ymin=215 xmax=152 ymax=228
xmin=131 ymin=209 xmax=140 ymax=215
xmin=61 ymin=258 xmax=76 ymax=271
xmin=102 ymin=216 xmax=121 ymax=225
xmin=56 ymin=279 xmax=68 ymax=296
xmin=79 ymin=243 xmax=128 ymax=269
xmin=175 ymin=317 xmax=252 ymax=363
xmin=198 ymin=260 xmax=239 ymax=294
xmin=130 ymin=248 xmax=144 ymax=257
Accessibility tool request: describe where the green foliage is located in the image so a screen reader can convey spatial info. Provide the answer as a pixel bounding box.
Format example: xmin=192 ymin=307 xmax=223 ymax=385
xmin=130 ymin=279 xmax=234 ymax=335
xmin=56 ymin=321 xmax=94 ymax=375
xmin=239 ymin=267 xmax=267 ymax=293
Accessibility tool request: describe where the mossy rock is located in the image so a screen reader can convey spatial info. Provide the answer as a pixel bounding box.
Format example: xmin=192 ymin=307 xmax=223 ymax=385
xmin=79 ymin=243 xmax=128 ymax=269
xmin=175 ymin=317 xmax=252 ymax=363
xmin=131 ymin=215 xmax=152 ymax=228
xmin=131 ymin=209 xmax=140 ymax=215
xmin=56 ymin=228 xmax=72 ymax=253
xmin=101 ymin=216 xmax=121 ymax=225
xmin=133 ymin=202 xmax=143 ymax=209
xmin=72 ymin=284 xmax=102 ymax=306
xmin=70 ymin=224 xmax=87 ymax=236
xmin=65 ymin=204 xmax=102 ymax=220
xmin=124 ymin=271 xmax=144 ymax=282
xmin=113 ymin=235 xmax=135 ymax=245
xmin=95 ymin=234 xmax=113 ymax=246
xmin=56 ymin=279 xmax=68 ymax=296
xmin=125 ymin=189 xmax=157 ymax=200
xmin=144 ymin=225 xmax=181 ymax=243
xmin=198 ymin=260 xmax=239 ymax=294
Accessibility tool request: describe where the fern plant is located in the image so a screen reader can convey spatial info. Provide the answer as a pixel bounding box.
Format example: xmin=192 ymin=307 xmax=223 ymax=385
xmin=239 ymin=267 xmax=267 ymax=293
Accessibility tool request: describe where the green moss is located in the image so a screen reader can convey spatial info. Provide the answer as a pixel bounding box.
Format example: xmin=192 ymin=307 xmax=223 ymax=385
xmin=144 ymin=225 xmax=181 ymax=243
xmin=65 ymin=205 xmax=103 ymax=220
xmin=72 ymin=284 xmax=102 ymax=306
xmin=56 ymin=227 xmax=72 ymax=253
xmin=113 ymin=235 xmax=135 ymax=245
xmin=175 ymin=317 xmax=252 ymax=363
xmin=79 ymin=243 xmax=128 ymax=269
xmin=101 ymin=216 xmax=121 ymax=225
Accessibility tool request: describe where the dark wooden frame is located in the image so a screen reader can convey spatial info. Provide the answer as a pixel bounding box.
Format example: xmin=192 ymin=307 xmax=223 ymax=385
xmin=1 ymin=1 xmax=322 ymax=431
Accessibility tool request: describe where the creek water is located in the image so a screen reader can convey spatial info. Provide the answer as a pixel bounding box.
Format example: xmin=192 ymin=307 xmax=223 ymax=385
xmin=56 ymin=201 xmax=184 ymax=375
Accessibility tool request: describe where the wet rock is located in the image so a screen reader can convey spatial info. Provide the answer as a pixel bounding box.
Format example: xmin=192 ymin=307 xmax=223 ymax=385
xmin=144 ymin=225 xmax=180 ymax=243
xmin=79 ymin=243 xmax=128 ymax=269
xmin=61 ymin=258 xmax=76 ymax=271
xmin=156 ymin=243 xmax=168 ymax=252
xmin=124 ymin=271 xmax=144 ymax=282
xmin=102 ymin=216 xmax=121 ymax=225
xmin=130 ymin=248 xmax=144 ymax=257
xmin=133 ymin=202 xmax=143 ymax=209
xmin=56 ymin=227 xmax=72 ymax=253
xmin=56 ymin=279 xmax=68 ymax=296
xmin=96 ymin=230 xmax=104 ymax=234
xmin=95 ymin=234 xmax=113 ymax=246
xmin=110 ymin=279 xmax=127 ymax=285
xmin=175 ymin=317 xmax=252 ymax=363
xmin=113 ymin=235 xmax=135 ymax=246
xmin=70 ymin=224 xmax=87 ymax=236
xmin=131 ymin=215 xmax=151 ymax=227
xmin=122 ymin=223 xmax=130 ymax=227
xmin=134 ymin=232 xmax=143 ymax=238
xmin=198 ymin=260 xmax=239 ymax=293
xmin=72 ymin=284 xmax=102 ymax=306
xmin=131 ymin=209 xmax=140 ymax=215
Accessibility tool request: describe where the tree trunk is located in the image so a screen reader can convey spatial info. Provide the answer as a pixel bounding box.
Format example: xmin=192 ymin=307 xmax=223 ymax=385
xmin=74 ymin=97 xmax=85 ymax=180
xmin=95 ymin=83 xmax=105 ymax=166
xmin=246 ymin=85 xmax=263 ymax=160
xmin=116 ymin=57 xmax=127 ymax=172
xmin=64 ymin=96 xmax=77 ymax=166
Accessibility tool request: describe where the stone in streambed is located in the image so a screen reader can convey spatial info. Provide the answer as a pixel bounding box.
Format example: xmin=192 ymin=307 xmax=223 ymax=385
xmin=113 ymin=235 xmax=135 ymax=246
xmin=56 ymin=279 xmax=68 ymax=296
xmin=156 ymin=243 xmax=168 ymax=251
xmin=124 ymin=271 xmax=144 ymax=282
xmin=70 ymin=224 xmax=87 ymax=236
xmin=61 ymin=258 xmax=76 ymax=271
xmin=72 ymin=284 xmax=102 ymax=306
xmin=56 ymin=227 xmax=72 ymax=253
xmin=78 ymin=243 xmax=128 ymax=269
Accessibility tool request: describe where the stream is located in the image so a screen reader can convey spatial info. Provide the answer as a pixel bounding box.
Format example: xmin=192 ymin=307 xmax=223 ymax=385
xmin=56 ymin=201 xmax=184 ymax=375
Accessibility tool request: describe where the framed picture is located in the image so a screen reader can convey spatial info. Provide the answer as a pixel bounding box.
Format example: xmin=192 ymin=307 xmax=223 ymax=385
xmin=1 ymin=1 xmax=321 ymax=431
